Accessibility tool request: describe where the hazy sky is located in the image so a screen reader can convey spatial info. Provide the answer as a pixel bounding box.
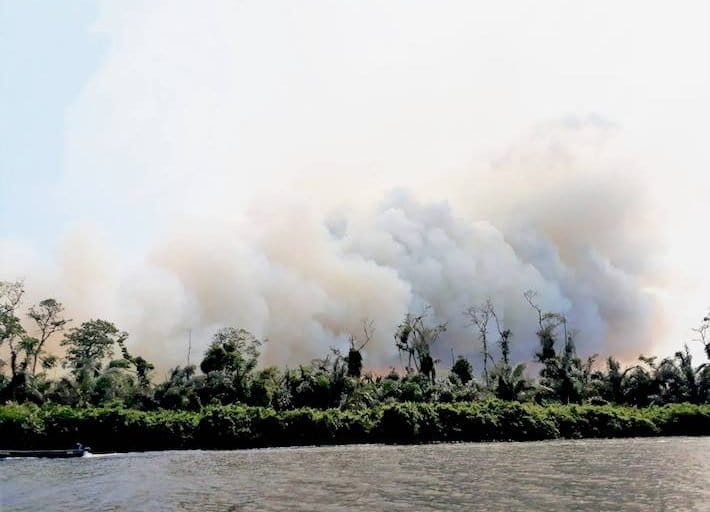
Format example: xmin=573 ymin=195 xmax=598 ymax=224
xmin=1 ymin=1 xmax=709 ymax=367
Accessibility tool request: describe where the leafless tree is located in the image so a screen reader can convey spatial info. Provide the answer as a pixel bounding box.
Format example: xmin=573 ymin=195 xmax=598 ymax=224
xmin=489 ymin=306 xmax=512 ymax=366
xmin=395 ymin=307 xmax=446 ymax=382
xmin=464 ymin=299 xmax=495 ymax=386
xmin=523 ymin=290 xmax=566 ymax=362
xmin=346 ymin=319 xmax=375 ymax=378
xmin=692 ymin=311 xmax=710 ymax=360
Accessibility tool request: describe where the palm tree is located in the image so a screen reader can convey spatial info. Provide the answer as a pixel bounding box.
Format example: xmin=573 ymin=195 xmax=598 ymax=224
xmin=656 ymin=345 xmax=709 ymax=404
xmin=490 ymin=362 xmax=533 ymax=401
xmin=602 ymin=356 xmax=635 ymax=404
xmin=91 ymin=359 xmax=138 ymax=405
xmin=622 ymin=356 xmax=663 ymax=406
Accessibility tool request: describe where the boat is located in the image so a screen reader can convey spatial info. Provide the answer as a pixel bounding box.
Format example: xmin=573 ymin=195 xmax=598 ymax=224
xmin=0 ymin=446 xmax=90 ymax=459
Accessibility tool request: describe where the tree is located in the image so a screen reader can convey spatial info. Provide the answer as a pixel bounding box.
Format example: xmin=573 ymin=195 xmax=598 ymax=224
xmin=91 ymin=359 xmax=138 ymax=405
xmin=479 ymin=305 xmax=532 ymax=401
xmin=154 ymin=365 xmax=200 ymax=410
xmin=199 ymin=327 xmax=262 ymax=402
xmin=133 ymin=356 xmax=155 ymax=390
xmin=201 ymin=327 xmax=261 ymax=375
xmin=0 ymin=280 xmax=27 ymax=379
xmin=46 ymin=377 xmax=81 ymax=406
xmin=490 ymin=362 xmax=533 ymax=401
xmin=524 ymin=290 xmax=564 ymax=364
xmin=155 ymin=365 xmax=202 ymax=410
xmin=693 ymin=313 xmax=710 ymax=360
xmin=489 ymin=303 xmax=514 ymax=366
xmin=601 ymin=356 xmax=634 ymax=404
xmin=275 ymin=348 xmax=353 ymax=410
xmin=655 ymin=345 xmax=709 ymax=404
xmin=464 ymin=299 xmax=495 ymax=386
xmin=249 ymin=366 xmax=283 ymax=407
xmin=346 ymin=319 xmax=374 ymax=378
xmin=394 ymin=309 xmax=446 ymax=383
xmin=450 ymin=356 xmax=473 ymax=384
xmin=61 ymin=319 xmax=128 ymax=380
xmin=524 ymin=291 xmax=588 ymax=403
xmin=26 ymin=298 xmax=70 ymax=376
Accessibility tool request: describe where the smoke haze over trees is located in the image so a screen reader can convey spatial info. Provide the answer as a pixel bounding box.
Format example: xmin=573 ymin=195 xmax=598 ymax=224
xmin=1 ymin=280 xmax=708 ymax=413
xmin=2 ymin=1 xmax=709 ymax=372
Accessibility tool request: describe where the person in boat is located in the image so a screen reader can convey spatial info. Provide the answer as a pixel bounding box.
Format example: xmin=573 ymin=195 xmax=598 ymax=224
xmin=74 ymin=442 xmax=91 ymax=454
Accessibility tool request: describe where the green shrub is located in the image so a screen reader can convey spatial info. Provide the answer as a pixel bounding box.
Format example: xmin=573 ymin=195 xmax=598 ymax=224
xmin=1 ymin=402 xmax=708 ymax=452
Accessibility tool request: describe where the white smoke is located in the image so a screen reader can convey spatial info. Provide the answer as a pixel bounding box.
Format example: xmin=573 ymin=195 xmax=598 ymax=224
xmin=0 ymin=120 xmax=661 ymax=370
xmin=3 ymin=0 xmax=708 ymax=370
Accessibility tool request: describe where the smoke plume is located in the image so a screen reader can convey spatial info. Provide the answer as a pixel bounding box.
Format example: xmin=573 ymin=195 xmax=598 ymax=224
xmin=1 ymin=119 xmax=662 ymax=370
xmin=5 ymin=0 xmax=707 ymax=370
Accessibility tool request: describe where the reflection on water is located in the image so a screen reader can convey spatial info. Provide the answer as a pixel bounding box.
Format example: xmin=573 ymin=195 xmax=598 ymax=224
xmin=1 ymin=437 xmax=708 ymax=511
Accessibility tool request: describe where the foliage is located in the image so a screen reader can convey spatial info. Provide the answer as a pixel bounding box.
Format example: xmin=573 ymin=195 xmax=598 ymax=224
xmin=345 ymin=319 xmax=374 ymax=378
xmin=26 ymin=298 xmax=70 ymax=376
xmin=490 ymin=362 xmax=533 ymax=401
xmin=61 ymin=320 xmax=128 ymax=379
xmin=0 ymin=281 xmax=27 ymax=381
xmin=1 ymin=401 xmax=707 ymax=452
xmin=450 ymin=356 xmax=473 ymax=385
xmin=394 ymin=310 xmax=446 ymax=383
xmin=1 ymin=281 xmax=710 ymax=449
xmin=196 ymin=327 xmax=263 ymax=406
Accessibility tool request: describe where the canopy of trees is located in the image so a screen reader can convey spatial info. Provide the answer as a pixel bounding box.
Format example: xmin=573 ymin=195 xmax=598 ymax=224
xmin=1 ymin=280 xmax=708 ymax=412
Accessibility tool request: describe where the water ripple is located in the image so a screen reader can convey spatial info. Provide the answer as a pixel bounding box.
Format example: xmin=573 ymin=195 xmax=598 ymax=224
xmin=1 ymin=437 xmax=708 ymax=511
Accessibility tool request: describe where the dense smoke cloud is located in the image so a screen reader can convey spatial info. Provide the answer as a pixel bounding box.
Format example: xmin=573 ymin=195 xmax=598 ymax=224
xmin=4 ymin=0 xmax=707 ymax=370
xmin=0 ymin=120 xmax=660 ymax=370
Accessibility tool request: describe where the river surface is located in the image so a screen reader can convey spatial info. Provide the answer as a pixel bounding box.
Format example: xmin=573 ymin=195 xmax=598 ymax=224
xmin=1 ymin=437 xmax=709 ymax=511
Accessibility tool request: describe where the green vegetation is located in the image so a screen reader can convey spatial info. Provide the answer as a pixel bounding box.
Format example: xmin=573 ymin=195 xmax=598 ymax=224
xmin=1 ymin=279 xmax=709 ymax=450
xmin=1 ymin=402 xmax=708 ymax=452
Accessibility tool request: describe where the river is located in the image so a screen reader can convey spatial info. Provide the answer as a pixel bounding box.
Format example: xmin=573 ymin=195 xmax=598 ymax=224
xmin=1 ymin=437 xmax=708 ymax=511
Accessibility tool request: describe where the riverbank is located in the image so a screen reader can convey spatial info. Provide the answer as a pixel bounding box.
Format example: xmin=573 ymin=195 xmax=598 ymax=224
xmin=1 ymin=401 xmax=708 ymax=452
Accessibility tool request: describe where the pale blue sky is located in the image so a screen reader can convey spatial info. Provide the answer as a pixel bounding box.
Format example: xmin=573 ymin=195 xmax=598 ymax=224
xmin=1 ymin=0 xmax=105 ymax=248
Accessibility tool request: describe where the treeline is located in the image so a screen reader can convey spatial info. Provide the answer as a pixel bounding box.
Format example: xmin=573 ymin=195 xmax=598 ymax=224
xmin=2 ymin=401 xmax=709 ymax=451
xmin=1 ymin=280 xmax=710 ymax=412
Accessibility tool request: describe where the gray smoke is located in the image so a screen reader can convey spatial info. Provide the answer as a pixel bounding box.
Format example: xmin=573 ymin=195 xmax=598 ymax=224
xmin=0 ymin=120 xmax=661 ymax=371
xmin=3 ymin=1 xmax=688 ymax=370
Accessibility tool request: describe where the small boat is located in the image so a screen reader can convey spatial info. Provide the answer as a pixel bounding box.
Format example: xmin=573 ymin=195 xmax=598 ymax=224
xmin=0 ymin=445 xmax=90 ymax=459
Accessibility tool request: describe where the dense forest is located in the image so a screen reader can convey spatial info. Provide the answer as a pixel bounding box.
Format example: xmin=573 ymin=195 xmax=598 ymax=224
xmin=1 ymin=279 xmax=709 ymax=450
